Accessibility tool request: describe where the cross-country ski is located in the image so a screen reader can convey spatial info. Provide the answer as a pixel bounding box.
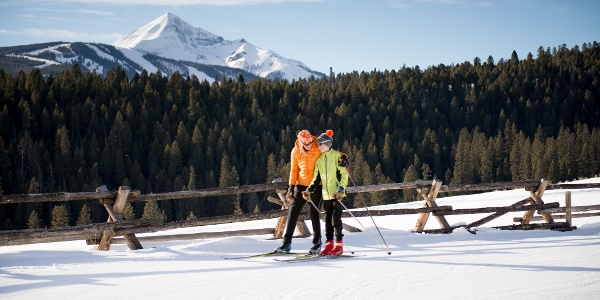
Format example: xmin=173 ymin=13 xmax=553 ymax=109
xmin=220 ymin=251 xmax=305 ymax=260
xmin=274 ymin=253 xmax=363 ymax=262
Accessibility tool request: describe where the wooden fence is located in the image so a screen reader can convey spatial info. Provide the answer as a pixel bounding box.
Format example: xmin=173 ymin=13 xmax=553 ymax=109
xmin=1 ymin=179 xmax=599 ymax=250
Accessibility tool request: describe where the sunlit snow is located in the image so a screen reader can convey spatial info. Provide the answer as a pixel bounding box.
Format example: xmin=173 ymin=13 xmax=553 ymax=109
xmin=1 ymin=178 xmax=599 ymax=299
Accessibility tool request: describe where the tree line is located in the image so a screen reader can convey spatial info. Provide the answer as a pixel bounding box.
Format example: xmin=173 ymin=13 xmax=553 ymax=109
xmin=0 ymin=42 xmax=599 ymax=230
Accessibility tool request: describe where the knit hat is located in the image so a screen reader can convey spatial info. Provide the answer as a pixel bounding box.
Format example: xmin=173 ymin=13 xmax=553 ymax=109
xmin=317 ymin=130 xmax=334 ymax=148
xmin=297 ymin=130 xmax=314 ymax=145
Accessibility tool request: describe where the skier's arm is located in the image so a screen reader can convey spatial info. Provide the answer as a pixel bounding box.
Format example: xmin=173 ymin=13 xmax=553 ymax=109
xmin=288 ymin=147 xmax=299 ymax=185
xmin=306 ymin=170 xmax=321 ymax=193
xmin=337 ymin=158 xmax=349 ymax=189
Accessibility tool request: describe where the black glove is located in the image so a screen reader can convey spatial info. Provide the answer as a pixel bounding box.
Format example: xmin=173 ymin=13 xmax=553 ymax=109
xmin=302 ymin=190 xmax=312 ymax=201
xmin=286 ymin=186 xmax=293 ymax=201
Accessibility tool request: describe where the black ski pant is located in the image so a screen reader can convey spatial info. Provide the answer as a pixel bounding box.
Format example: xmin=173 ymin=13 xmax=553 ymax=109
xmin=283 ymin=185 xmax=322 ymax=245
xmin=323 ymin=199 xmax=344 ymax=242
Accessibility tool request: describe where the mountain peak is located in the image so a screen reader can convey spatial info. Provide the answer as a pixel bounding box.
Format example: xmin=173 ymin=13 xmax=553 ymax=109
xmin=163 ymin=12 xmax=178 ymax=20
xmin=113 ymin=12 xmax=223 ymax=50
xmin=111 ymin=13 xmax=323 ymax=80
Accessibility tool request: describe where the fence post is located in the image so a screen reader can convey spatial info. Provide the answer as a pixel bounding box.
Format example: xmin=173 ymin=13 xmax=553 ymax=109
xmin=98 ymin=186 xmax=143 ymax=251
xmin=414 ymin=179 xmax=448 ymax=232
xmin=272 ymin=179 xmax=289 ymax=238
xmin=522 ymin=179 xmax=551 ymax=224
xmin=565 ymin=191 xmax=572 ymax=226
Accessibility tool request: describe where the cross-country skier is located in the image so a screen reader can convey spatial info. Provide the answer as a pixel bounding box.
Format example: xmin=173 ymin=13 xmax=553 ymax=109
xmin=304 ymin=130 xmax=348 ymax=256
xmin=275 ymin=130 xmax=323 ymax=254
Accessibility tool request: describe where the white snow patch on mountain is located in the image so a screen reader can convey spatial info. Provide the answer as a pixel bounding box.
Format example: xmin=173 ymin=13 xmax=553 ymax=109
xmin=116 ymin=47 xmax=158 ymax=74
xmin=186 ymin=65 xmax=215 ymax=82
xmin=7 ymin=54 xmax=59 ymax=68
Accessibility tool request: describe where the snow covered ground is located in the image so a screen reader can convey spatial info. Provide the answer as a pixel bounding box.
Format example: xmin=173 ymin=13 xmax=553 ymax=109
xmin=1 ymin=178 xmax=599 ymax=299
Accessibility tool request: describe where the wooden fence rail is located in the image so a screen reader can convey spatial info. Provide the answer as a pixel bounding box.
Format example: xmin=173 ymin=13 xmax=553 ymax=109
xmin=0 ymin=190 xmax=141 ymax=204
xmin=0 ymin=219 xmax=150 ymax=247
xmin=3 ymin=181 xmax=599 ymax=205
xmin=0 ymin=181 xmax=435 ymax=204
xmin=1 ymin=179 xmax=599 ymax=249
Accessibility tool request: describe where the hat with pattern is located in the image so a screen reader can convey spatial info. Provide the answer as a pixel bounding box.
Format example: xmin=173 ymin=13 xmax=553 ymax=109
xmin=317 ymin=130 xmax=334 ymax=148
xmin=297 ymin=130 xmax=314 ymax=145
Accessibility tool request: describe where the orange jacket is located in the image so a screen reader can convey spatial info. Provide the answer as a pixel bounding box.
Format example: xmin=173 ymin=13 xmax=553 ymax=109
xmin=289 ymin=137 xmax=321 ymax=186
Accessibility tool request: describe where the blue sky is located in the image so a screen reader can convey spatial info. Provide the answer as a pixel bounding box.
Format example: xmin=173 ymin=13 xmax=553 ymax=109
xmin=0 ymin=0 xmax=599 ymax=74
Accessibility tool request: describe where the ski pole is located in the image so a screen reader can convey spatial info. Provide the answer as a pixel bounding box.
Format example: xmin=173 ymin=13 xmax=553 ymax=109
xmin=306 ymin=195 xmax=354 ymax=254
xmin=344 ymin=167 xmax=392 ymax=255
xmin=306 ymin=191 xmax=370 ymax=255
xmin=304 ymin=192 xmax=358 ymax=254
xmin=336 ymin=198 xmax=391 ymax=255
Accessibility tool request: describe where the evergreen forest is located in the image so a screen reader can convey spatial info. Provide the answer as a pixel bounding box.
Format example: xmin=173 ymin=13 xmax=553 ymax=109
xmin=1 ymin=43 xmax=599 ymax=230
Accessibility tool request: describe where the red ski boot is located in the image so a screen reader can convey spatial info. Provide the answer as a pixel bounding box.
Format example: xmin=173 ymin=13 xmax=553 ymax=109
xmin=320 ymin=240 xmax=333 ymax=255
xmin=329 ymin=240 xmax=343 ymax=256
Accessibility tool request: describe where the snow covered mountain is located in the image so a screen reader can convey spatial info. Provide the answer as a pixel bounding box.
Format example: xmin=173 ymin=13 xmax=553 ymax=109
xmin=0 ymin=13 xmax=324 ymax=81
xmin=114 ymin=13 xmax=324 ymax=81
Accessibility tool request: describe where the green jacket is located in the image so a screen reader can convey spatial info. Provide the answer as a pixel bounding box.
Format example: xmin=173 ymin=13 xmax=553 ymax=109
xmin=308 ymin=149 xmax=349 ymax=200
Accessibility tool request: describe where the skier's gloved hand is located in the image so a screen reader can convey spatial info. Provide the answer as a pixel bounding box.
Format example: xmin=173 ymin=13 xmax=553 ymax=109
xmin=302 ymin=190 xmax=312 ymax=201
xmin=335 ymin=186 xmax=344 ymax=201
xmin=338 ymin=153 xmax=349 ymax=167
xmin=286 ymin=186 xmax=294 ymax=202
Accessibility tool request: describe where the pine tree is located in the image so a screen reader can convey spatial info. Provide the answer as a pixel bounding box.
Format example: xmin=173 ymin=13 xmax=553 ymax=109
xmin=233 ymin=199 xmax=243 ymax=215
xmin=28 ymin=210 xmax=41 ymax=229
xmin=381 ymin=133 xmax=396 ymax=181
xmin=421 ymin=163 xmax=432 ymax=181
xmin=0 ymin=133 xmax=9 ymax=196
xmin=452 ymin=128 xmax=473 ymax=184
xmin=142 ymin=200 xmax=166 ymax=225
xmin=266 ymin=153 xmax=280 ymax=183
xmin=372 ymin=163 xmax=394 ymax=205
xmin=168 ymin=141 xmax=183 ymax=184
xmin=28 ymin=176 xmax=40 ymax=193
xmin=76 ymin=203 xmax=91 ymax=226
xmin=114 ymin=148 xmax=126 ymax=186
xmin=591 ymin=128 xmax=600 ymax=176
xmin=519 ymin=138 xmax=532 ymax=180
xmin=55 ymin=125 xmax=72 ymax=189
xmin=470 ymin=128 xmax=485 ymax=182
xmin=51 ymin=205 xmax=69 ymax=228
xmin=402 ymin=165 xmax=419 ymax=202
xmin=204 ymin=170 xmax=217 ymax=216
xmin=509 ymin=135 xmax=523 ymax=181
xmin=175 ymin=121 xmax=191 ymax=163
xmin=186 ymin=166 xmax=204 ymax=217
xmin=217 ymin=155 xmax=241 ymax=216
xmin=186 ymin=211 xmax=196 ymax=220
xmin=356 ymin=162 xmax=374 ymax=207
xmin=531 ymin=126 xmax=547 ymax=180
xmin=579 ymin=142 xmax=594 ymax=178
xmin=245 ymin=192 xmax=260 ymax=214
xmin=122 ymin=202 xmax=135 ymax=220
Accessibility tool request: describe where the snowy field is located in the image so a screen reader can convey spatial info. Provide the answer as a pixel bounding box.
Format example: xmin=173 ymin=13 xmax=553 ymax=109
xmin=1 ymin=178 xmax=599 ymax=299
